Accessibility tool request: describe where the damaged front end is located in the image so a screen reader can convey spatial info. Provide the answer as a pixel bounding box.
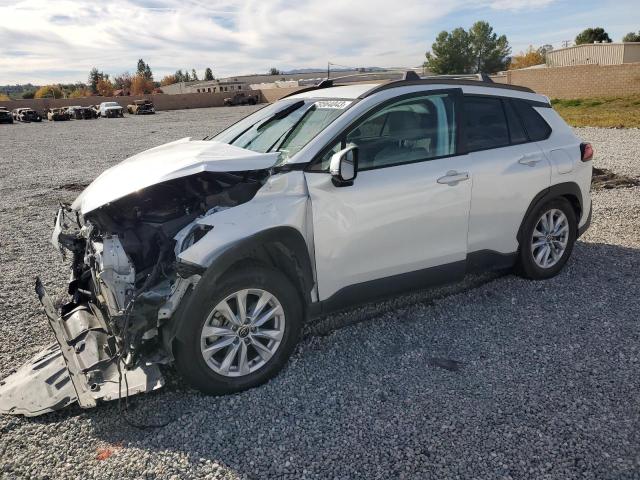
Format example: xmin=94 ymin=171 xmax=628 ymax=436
xmin=0 ymin=148 xmax=273 ymax=416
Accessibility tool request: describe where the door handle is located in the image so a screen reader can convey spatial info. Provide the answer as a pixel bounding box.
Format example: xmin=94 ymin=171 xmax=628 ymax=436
xmin=437 ymin=170 xmax=469 ymax=186
xmin=518 ymin=155 xmax=542 ymax=167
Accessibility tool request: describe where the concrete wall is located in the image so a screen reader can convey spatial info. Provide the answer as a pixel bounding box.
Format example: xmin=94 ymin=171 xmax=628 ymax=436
xmin=0 ymin=91 xmax=253 ymax=113
xmin=258 ymin=86 xmax=305 ymax=103
xmin=491 ymin=63 xmax=640 ymax=99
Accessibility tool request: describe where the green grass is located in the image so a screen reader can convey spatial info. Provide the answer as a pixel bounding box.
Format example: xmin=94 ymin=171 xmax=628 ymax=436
xmin=551 ymin=95 xmax=640 ymax=128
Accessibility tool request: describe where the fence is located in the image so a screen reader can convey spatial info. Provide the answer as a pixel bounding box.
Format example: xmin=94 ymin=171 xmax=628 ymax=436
xmin=0 ymin=91 xmax=263 ymax=113
xmin=491 ymin=63 xmax=640 ymax=99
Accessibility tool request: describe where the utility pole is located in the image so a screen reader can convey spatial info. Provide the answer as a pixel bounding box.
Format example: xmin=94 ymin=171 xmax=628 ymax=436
xmin=327 ymin=62 xmax=330 ymax=79
xmin=562 ymin=40 xmax=571 ymax=48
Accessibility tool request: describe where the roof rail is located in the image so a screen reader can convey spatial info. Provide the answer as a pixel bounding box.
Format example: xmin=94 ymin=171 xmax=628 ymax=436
xmin=359 ymin=74 xmax=534 ymax=98
xmin=281 ymin=70 xmax=534 ymax=100
xmin=280 ymin=70 xmax=416 ymax=99
xmin=419 ymin=73 xmax=493 ymax=83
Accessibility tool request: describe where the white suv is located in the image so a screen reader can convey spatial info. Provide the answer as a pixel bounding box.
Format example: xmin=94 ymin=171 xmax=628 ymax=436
xmin=0 ymin=75 xmax=593 ymax=416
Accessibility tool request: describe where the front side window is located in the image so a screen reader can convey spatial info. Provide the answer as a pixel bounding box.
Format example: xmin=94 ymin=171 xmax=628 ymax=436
xmin=463 ymin=96 xmax=509 ymax=152
xmin=316 ymin=92 xmax=457 ymax=171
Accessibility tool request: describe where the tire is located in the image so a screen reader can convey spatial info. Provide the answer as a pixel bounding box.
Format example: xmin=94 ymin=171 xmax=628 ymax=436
xmin=516 ymin=197 xmax=577 ymax=280
xmin=174 ymin=265 xmax=303 ymax=395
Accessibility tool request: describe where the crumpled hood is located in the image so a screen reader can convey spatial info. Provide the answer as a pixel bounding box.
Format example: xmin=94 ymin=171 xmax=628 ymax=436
xmin=72 ymin=138 xmax=279 ymax=214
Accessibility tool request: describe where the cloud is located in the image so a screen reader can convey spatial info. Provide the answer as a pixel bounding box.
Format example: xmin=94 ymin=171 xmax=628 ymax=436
xmin=0 ymin=0 xmax=556 ymax=84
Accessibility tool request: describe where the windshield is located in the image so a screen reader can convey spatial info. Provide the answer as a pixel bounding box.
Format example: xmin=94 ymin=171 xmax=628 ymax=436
xmin=212 ymin=98 xmax=352 ymax=164
xmin=104 ymin=102 xmax=119 ymax=107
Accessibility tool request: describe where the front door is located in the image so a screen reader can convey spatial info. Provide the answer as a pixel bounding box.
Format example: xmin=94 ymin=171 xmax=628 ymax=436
xmin=304 ymin=90 xmax=473 ymax=302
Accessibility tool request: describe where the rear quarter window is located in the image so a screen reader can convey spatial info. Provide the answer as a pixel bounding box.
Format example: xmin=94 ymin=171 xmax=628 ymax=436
xmin=462 ymin=96 xmax=510 ymax=152
xmin=513 ymin=100 xmax=552 ymax=141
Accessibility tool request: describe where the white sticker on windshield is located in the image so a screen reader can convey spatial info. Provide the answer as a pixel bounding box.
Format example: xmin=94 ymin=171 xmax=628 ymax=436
xmin=315 ymin=100 xmax=352 ymax=109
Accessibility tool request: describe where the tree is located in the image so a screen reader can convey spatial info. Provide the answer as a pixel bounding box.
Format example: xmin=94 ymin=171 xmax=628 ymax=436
xmin=191 ymin=69 xmax=199 ymax=81
xmin=160 ymin=74 xmax=177 ymax=86
xmin=268 ymin=67 xmax=281 ymax=76
xmin=622 ymin=31 xmax=640 ymax=42
xmin=425 ymin=21 xmax=510 ymax=74
xmin=425 ymin=28 xmax=473 ymax=74
xmin=88 ymin=67 xmax=108 ymax=94
xmin=509 ymin=45 xmax=545 ymax=70
xmin=0 ymin=93 xmax=10 ymax=101
xmin=96 ymin=79 xmax=114 ymax=96
xmin=468 ymin=21 xmax=511 ymax=73
xmin=575 ymin=27 xmax=612 ymax=45
xmin=204 ymin=67 xmax=214 ymax=81
xmin=113 ymin=72 xmax=132 ymax=90
xmin=539 ymin=44 xmax=553 ymax=59
xmin=130 ymin=74 xmax=154 ymax=95
xmin=21 ymin=91 xmax=35 ymax=99
xmin=34 ymin=85 xmax=64 ymax=99
xmin=136 ymin=59 xmax=153 ymax=80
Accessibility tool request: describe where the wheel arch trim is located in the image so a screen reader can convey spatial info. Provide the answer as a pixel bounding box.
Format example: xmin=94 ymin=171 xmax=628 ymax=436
xmin=517 ymin=181 xmax=583 ymax=244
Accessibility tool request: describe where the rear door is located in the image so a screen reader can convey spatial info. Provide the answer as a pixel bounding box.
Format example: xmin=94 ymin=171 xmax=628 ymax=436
xmin=305 ymin=89 xmax=473 ymax=302
xmin=463 ymin=95 xmax=551 ymax=256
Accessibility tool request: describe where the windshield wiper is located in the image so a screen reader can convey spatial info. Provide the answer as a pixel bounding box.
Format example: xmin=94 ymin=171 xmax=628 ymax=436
xmin=256 ymin=100 xmax=305 ymax=131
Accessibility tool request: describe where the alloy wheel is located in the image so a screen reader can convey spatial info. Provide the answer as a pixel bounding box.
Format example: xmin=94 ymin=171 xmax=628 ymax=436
xmin=530 ymin=208 xmax=569 ymax=269
xmin=200 ymin=289 xmax=285 ymax=377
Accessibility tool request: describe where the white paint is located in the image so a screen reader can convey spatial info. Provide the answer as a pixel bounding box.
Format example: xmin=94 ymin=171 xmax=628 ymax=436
xmin=71 ymin=139 xmax=279 ymax=214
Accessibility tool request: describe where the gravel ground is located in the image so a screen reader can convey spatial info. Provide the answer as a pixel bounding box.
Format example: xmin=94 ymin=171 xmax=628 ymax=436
xmin=0 ymin=111 xmax=639 ymax=480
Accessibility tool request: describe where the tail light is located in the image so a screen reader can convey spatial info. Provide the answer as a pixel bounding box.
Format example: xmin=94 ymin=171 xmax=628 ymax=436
xmin=580 ymin=142 xmax=594 ymax=162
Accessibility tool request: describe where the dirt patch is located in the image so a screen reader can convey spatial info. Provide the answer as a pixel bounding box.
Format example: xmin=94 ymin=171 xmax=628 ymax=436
xmin=591 ymin=167 xmax=640 ymax=190
xmin=56 ymin=182 xmax=89 ymax=192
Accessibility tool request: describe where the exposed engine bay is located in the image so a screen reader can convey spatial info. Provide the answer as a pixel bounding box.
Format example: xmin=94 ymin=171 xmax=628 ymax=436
xmin=0 ymin=169 xmax=269 ymax=416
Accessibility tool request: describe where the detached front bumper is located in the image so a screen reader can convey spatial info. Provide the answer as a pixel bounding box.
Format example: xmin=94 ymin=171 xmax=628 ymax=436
xmin=0 ymin=279 xmax=164 ymax=417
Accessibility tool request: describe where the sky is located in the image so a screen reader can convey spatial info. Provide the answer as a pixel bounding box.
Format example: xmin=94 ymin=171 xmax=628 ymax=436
xmin=0 ymin=0 xmax=637 ymax=84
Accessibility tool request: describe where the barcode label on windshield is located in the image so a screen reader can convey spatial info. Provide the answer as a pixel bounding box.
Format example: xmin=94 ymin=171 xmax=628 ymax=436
xmin=315 ymin=100 xmax=352 ymax=109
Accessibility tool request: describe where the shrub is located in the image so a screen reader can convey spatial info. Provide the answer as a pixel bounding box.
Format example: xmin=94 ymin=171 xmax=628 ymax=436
xmin=130 ymin=74 xmax=154 ymax=95
xmin=96 ymin=79 xmax=114 ymax=97
xmin=34 ymin=85 xmax=64 ymax=99
xmin=69 ymin=88 xmax=90 ymax=98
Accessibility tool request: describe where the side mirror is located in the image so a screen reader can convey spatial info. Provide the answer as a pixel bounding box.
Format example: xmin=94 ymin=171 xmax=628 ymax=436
xmin=329 ymin=146 xmax=358 ymax=187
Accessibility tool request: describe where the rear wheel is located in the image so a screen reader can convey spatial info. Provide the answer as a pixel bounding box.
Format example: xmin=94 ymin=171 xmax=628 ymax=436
xmin=516 ymin=197 xmax=577 ymax=279
xmin=174 ymin=265 xmax=302 ymax=394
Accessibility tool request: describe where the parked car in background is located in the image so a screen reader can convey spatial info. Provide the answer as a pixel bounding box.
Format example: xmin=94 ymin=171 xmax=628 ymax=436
xmin=99 ymin=102 xmax=124 ymax=118
xmin=0 ymin=107 xmax=13 ymax=124
xmin=12 ymin=107 xmax=43 ymax=122
xmin=127 ymin=99 xmax=155 ymax=115
xmin=67 ymin=106 xmax=98 ymax=120
xmin=223 ymin=92 xmax=259 ymax=106
xmin=47 ymin=108 xmax=71 ymax=121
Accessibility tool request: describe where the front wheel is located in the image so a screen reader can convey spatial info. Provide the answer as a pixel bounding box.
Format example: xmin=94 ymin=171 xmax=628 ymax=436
xmin=174 ymin=265 xmax=302 ymax=395
xmin=516 ymin=197 xmax=577 ymax=279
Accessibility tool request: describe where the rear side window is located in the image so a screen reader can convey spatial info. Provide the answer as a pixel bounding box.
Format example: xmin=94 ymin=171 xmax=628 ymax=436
xmin=463 ymin=97 xmax=509 ymax=152
xmin=513 ymin=100 xmax=551 ymax=141
xmin=504 ymin=100 xmax=528 ymax=144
